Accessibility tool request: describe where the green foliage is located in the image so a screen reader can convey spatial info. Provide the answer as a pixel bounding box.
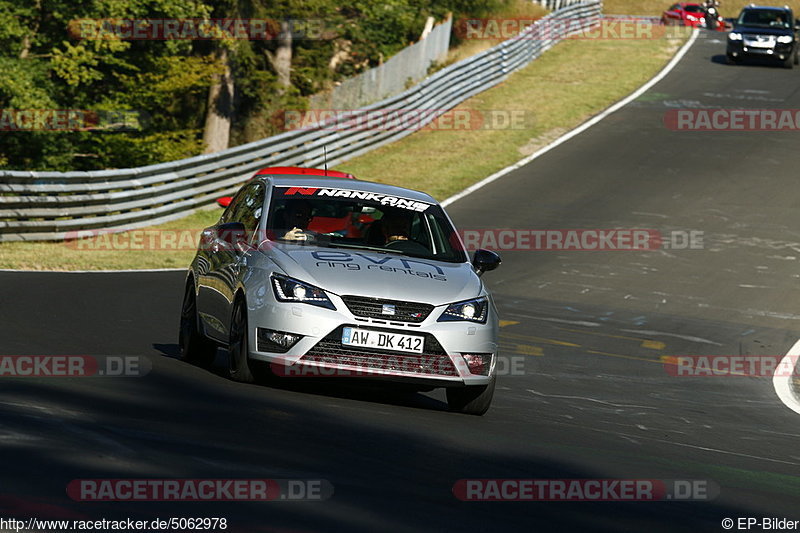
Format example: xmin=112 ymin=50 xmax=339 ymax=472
xmin=92 ymin=129 xmax=205 ymax=168
xmin=0 ymin=0 xmax=508 ymax=171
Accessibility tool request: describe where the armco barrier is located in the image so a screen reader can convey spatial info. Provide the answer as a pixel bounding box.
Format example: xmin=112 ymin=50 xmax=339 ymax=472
xmin=534 ymin=0 xmax=586 ymax=9
xmin=0 ymin=1 xmax=601 ymax=242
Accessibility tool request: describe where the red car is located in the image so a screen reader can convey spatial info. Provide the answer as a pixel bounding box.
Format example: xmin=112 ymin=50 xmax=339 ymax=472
xmin=661 ymin=3 xmax=712 ymax=28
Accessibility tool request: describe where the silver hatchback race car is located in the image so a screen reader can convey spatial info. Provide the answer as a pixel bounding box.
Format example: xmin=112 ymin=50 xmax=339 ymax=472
xmin=179 ymin=167 xmax=502 ymax=415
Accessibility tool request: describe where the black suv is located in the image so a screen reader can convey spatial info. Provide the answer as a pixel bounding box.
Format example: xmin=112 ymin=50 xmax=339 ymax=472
xmin=726 ymin=5 xmax=799 ymax=68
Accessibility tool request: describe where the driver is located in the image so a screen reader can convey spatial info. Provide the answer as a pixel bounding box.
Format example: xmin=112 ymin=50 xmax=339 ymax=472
xmin=278 ymin=200 xmax=314 ymax=241
xmin=380 ymin=208 xmax=429 ymax=255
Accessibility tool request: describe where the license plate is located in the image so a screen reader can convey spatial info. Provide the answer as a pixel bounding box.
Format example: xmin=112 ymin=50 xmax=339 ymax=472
xmin=342 ymin=327 xmax=424 ymax=354
xmin=747 ymin=39 xmax=774 ymax=48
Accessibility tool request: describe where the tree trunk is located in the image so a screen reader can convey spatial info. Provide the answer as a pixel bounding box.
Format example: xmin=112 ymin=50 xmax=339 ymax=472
xmin=265 ymin=20 xmax=292 ymax=94
xmin=202 ymin=47 xmax=234 ymax=154
xmin=20 ymin=0 xmax=42 ymax=59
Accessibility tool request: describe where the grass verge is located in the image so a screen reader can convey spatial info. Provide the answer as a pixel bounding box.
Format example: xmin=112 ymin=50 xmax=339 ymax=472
xmin=338 ymin=31 xmax=687 ymax=198
xmin=0 ymin=27 xmax=690 ymax=270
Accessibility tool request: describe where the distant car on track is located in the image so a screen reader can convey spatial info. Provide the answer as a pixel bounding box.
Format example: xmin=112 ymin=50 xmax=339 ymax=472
xmin=727 ymin=5 xmax=799 ymax=67
xmin=661 ymin=2 xmax=709 ymax=28
xmin=180 ymin=166 xmax=502 ymax=415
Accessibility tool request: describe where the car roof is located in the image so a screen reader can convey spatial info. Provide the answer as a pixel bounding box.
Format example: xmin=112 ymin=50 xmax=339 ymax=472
xmin=741 ymin=5 xmax=790 ymax=12
xmin=254 ymin=166 xmax=356 ymax=179
xmin=261 ymin=176 xmax=438 ymax=204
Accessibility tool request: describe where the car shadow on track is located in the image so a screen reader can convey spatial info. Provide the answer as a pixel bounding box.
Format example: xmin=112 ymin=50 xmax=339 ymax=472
xmin=153 ymin=342 xmax=450 ymax=413
xmin=711 ymin=53 xmax=793 ymax=69
xmin=0 ymin=358 xmax=782 ymax=533
xmin=710 ymin=54 xmax=729 ymax=65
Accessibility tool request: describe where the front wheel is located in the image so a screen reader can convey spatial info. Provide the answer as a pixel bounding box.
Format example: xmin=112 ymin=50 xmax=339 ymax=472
xmin=446 ymin=376 xmax=496 ymax=416
xmin=228 ymin=298 xmax=256 ymax=383
xmin=228 ymin=297 xmax=272 ymax=383
xmin=179 ymin=280 xmax=217 ymax=367
xmin=783 ymin=54 xmax=794 ymax=69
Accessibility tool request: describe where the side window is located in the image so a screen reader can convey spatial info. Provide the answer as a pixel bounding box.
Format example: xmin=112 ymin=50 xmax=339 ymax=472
xmin=219 ymin=186 xmax=248 ymax=225
xmin=231 ymin=183 xmax=265 ymax=236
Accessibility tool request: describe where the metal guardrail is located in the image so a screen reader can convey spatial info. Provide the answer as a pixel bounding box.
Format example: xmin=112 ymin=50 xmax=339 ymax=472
xmin=310 ymin=16 xmax=452 ymax=110
xmin=0 ymin=0 xmax=601 ymax=242
xmin=534 ymin=0 xmax=587 ymax=10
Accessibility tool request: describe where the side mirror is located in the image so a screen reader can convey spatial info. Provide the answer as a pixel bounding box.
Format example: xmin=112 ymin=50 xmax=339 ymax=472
xmin=472 ymin=249 xmax=501 ymax=276
xmin=201 ymin=222 xmax=248 ymax=252
xmin=217 ymin=222 xmax=248 ymax=248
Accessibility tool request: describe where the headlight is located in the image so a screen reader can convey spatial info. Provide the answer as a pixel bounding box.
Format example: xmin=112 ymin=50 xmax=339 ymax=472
xmin=728 ymin=32 xmax=742 ymax=41
xmin=777 ymin=35 xmax=793 ymax=44
xmin=271 ymin=274 xmax=335 ymax=310
xmin=438 ymin=297 xmax=489 ymax=324
xmin=686 ymin=15 xmax=697 ymax=21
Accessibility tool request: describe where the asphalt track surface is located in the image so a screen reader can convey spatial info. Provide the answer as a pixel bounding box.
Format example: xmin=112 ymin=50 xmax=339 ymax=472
xmin=2 ymin=33 xmax=800 ymax=532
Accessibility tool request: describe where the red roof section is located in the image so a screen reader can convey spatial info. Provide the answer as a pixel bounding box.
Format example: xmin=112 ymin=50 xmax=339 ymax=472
xmin=216 ymin=167 xmax=356 ymax=208
xmin=253 ymin=166 xmax=356 ymax=179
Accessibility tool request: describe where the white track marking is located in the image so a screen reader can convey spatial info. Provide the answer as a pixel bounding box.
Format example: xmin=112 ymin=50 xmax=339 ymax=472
xmin=1 ymin=30 xmax=700 ymax=274
xmin=773 ymin=339 xmax=800 ymax=415
xmin=441 ymin=29 xmax=699 ymax=208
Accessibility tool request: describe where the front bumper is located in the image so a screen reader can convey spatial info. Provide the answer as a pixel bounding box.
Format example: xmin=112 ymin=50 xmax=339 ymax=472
xmin=727 ymin=41 xmax=795 ymax=60
xmin=245 ymin=290 xmax=498 ymax=387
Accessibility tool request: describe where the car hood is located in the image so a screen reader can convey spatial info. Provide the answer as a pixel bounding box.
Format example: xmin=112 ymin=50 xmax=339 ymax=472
xmin=733 ymin=25 xmax=793 ymax=36
xmin=259 ymin=244 xmax=482 ymax=305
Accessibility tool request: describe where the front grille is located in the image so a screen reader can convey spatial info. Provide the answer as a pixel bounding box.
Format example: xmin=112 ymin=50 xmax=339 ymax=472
xmin=743 ymin=34 xmax=775 ymax=43
xmin=340 ymin=296 xmax=434 ymax=323
xmin=301 ymin=326 xmax=458 ymax=376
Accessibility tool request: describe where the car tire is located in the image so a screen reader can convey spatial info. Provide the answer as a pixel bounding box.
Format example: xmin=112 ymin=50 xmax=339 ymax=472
xmin=228 ymin=296 xmax=273 ymax=383
xmin=794 ymin=50 xmax=799 ymax=65
xmin=784 ymin=56 xmax=794 ymax=69
xmin=446 ymin=375 xmax=496 ymax=416
xmin=726 ymin=54 xmax=739 ymax=65
xmin=179 ymin=280 xmax=217 ymax=367
xmin=228 ymin=297 xmax=257 ymax=383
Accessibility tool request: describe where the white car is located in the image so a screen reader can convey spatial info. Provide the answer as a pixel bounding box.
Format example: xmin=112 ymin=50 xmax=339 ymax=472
xmin=180 ymin=167 xmax=502 ymax=415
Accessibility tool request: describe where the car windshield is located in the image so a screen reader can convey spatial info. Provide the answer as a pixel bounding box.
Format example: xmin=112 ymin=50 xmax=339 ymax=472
xmin=264 ymin=186 xmax=468 ymax=263
xmin=683 ymin=5 xmax=703 ymax=13
xmin=738 ymin=9 xmax=790 ymax=29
